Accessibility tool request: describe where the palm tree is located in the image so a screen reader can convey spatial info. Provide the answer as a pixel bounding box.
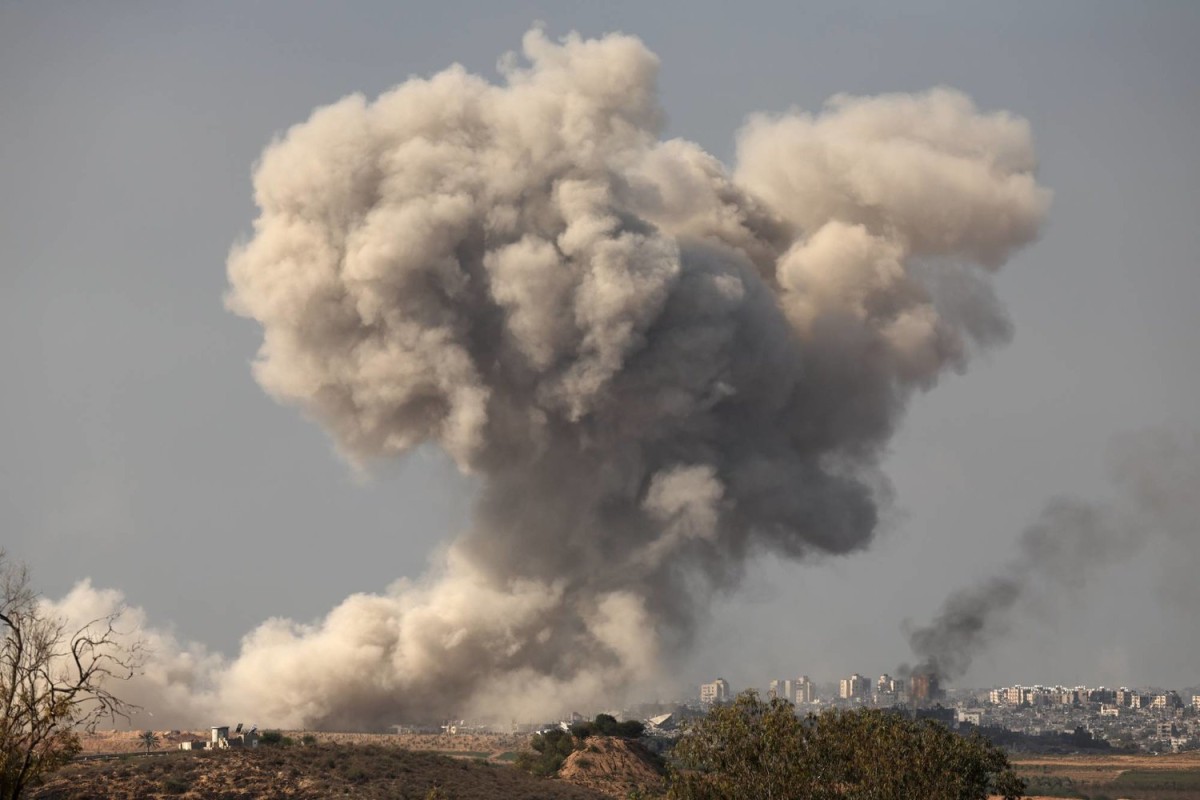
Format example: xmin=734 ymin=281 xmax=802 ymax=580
xmin=138 ymin=730 xmax=160 ymax=755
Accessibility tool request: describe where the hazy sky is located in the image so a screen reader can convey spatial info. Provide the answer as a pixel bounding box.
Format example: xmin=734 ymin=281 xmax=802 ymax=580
xmin=3 ymin=1 xmax=1198 ymax=700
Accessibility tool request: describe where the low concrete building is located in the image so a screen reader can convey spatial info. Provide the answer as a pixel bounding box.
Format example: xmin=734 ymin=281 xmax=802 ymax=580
xmin=956 ymin=708 xmax=984 ymax=726
xmin=206 ymin=724 xmax=258 ymax=750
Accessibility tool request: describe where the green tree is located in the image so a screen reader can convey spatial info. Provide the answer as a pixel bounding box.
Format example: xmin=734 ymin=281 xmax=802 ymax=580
xmin=669 ymin=692 xmax=814 ymax=799
xmin=138 ymin=730 xmax=159 ymax=755
xmin=668 ymin=691 xmax=1025 ymax=800
xmin=570 ymin=713 xmax=646 ymax=740
xmin=515 ymin=728 xmax=578 ymax=777
xmin=0 ymin=551 xmax=142 ymax=800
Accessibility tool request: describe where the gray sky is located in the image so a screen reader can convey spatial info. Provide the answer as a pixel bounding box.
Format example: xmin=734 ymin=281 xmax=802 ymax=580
xmin=3 ymin=1 xmax=1198 ymax=699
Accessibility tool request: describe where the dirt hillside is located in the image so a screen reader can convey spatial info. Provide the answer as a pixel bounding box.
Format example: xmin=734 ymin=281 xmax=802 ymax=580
xmin=558 ymin=737 xmax=667 ymax=798
xmin=308 ymin=731 xmax=528 ymax=759
xmin=33 ymin=743 xmax=609 ymax=800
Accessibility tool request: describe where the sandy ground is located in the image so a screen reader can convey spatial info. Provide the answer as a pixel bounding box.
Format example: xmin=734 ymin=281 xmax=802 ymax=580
xmin=1012 ymin=751 xmax=1200 ymax=769
xmin=558 ymin=737 xmax=666 ymax=798
xmin=77 ymin=729 xmax=210 ymax=755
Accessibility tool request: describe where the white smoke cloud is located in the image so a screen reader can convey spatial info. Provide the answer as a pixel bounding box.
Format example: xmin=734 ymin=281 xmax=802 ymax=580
xmin=42 ymin=581 xmax=222 ymax=726
xmin=62 ymin=28 xmax=1049 ymax=728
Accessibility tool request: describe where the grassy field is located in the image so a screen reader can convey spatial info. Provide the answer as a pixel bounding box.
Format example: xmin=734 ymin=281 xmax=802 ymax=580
xmin=1012 ymin=751 xmax=1200 ymax=799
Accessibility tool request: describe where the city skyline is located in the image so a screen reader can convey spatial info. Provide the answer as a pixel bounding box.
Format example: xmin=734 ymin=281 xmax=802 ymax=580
xmin=3 ymin=2 xmax=1198 ymax=728
xmin=699 ymin=674 xmax=1200 ymax=700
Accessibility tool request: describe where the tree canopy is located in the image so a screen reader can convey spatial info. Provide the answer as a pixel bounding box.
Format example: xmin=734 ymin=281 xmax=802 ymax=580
xmin=668 ymin=691 xmax=1025 ymax=800
xmin=0 ymin=551 xmax=141 ymax=800
xmin=516 ymin=727 xmax=578 ymax=777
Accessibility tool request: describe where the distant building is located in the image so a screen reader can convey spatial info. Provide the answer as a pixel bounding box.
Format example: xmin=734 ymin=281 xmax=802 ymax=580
xmin=700 ymin=678 xmax=731 ymax=706
xmin=909 ymin=673 xmax=941 ymax=705
xmin=1152 ymin=691 xmax=1183 ymax=710
xmin=202 ymin=724 xmax=258 ymax=750
xmin=1193 ymin=695 xmax=1200 ymax=711
xmin=873 ymin=674 xmax=902 ymax=706
xmin=876 ymin=674 xmax=902 ymax=695
xmin=646 ymin=713 xmax=676 ymax=732
xmin=956 ymin=708 xmax=984 ymax=726
xmin=768 ymin=679 xmax=795 ymax=702
xmin=839 ymin=673 xmax=868 ymax=700
xmin=795 ymin=676 xmax=816 ymax=705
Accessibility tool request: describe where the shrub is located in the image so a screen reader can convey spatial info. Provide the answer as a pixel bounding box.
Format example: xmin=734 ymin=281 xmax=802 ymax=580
xmin=161 ymin=774 xmax=192 ymax=794
xmin=259 ymin=730 xmax=293 ymax=746
xmin=517 ymin=729 xmax=578 ymax=777
xmin=571 ymin=713 xmax=646 ymax=740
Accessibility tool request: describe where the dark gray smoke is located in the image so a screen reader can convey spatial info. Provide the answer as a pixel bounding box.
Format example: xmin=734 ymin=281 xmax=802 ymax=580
xmin=907 ymin=428 xmax=1200 ymax=683
xmin=50 ymin=28 xmax=1050 ymax=729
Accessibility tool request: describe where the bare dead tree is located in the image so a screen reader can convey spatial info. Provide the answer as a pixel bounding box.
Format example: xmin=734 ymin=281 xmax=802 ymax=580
xmin=0 ymin=551 xmax=143 ymax=800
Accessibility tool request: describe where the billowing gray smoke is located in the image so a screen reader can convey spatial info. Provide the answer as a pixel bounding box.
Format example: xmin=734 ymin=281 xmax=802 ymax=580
xmin=906 ymin=428 xmax=1200 ymax=683
xmin=52 ymin=29 xmax=1050 ymax=730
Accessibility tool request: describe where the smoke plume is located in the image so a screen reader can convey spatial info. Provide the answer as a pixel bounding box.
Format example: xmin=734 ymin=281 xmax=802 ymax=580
xmin=65 ymin=29 xmax=1050 ymax=728
xmin=906 ymin=427 xmax=1200 ymax=683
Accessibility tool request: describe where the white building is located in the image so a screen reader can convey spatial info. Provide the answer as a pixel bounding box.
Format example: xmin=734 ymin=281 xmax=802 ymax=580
xmin=700 ymin=678 xmax=731 ymax=706
xmin=768 ymin=678 xmax=795 ymax=702
xmin=839 ymin=673 xmax=868 ymax=700
xmin=795 ymin=676 xmax=816 ymax=705
xmin=876 ymin=674 xmax=901 ymax=695
xmin=1152 ymin=691 xmax=1183 ymax=710
xmin=957 ymin=708 xmax=984 ymax=726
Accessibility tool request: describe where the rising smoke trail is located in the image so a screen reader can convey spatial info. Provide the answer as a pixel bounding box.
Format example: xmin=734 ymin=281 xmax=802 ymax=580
xmin=54 ymin=29 xmax=1050 ymax=729
xmin=906 ymin=428 xmax=1200 ymax=684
